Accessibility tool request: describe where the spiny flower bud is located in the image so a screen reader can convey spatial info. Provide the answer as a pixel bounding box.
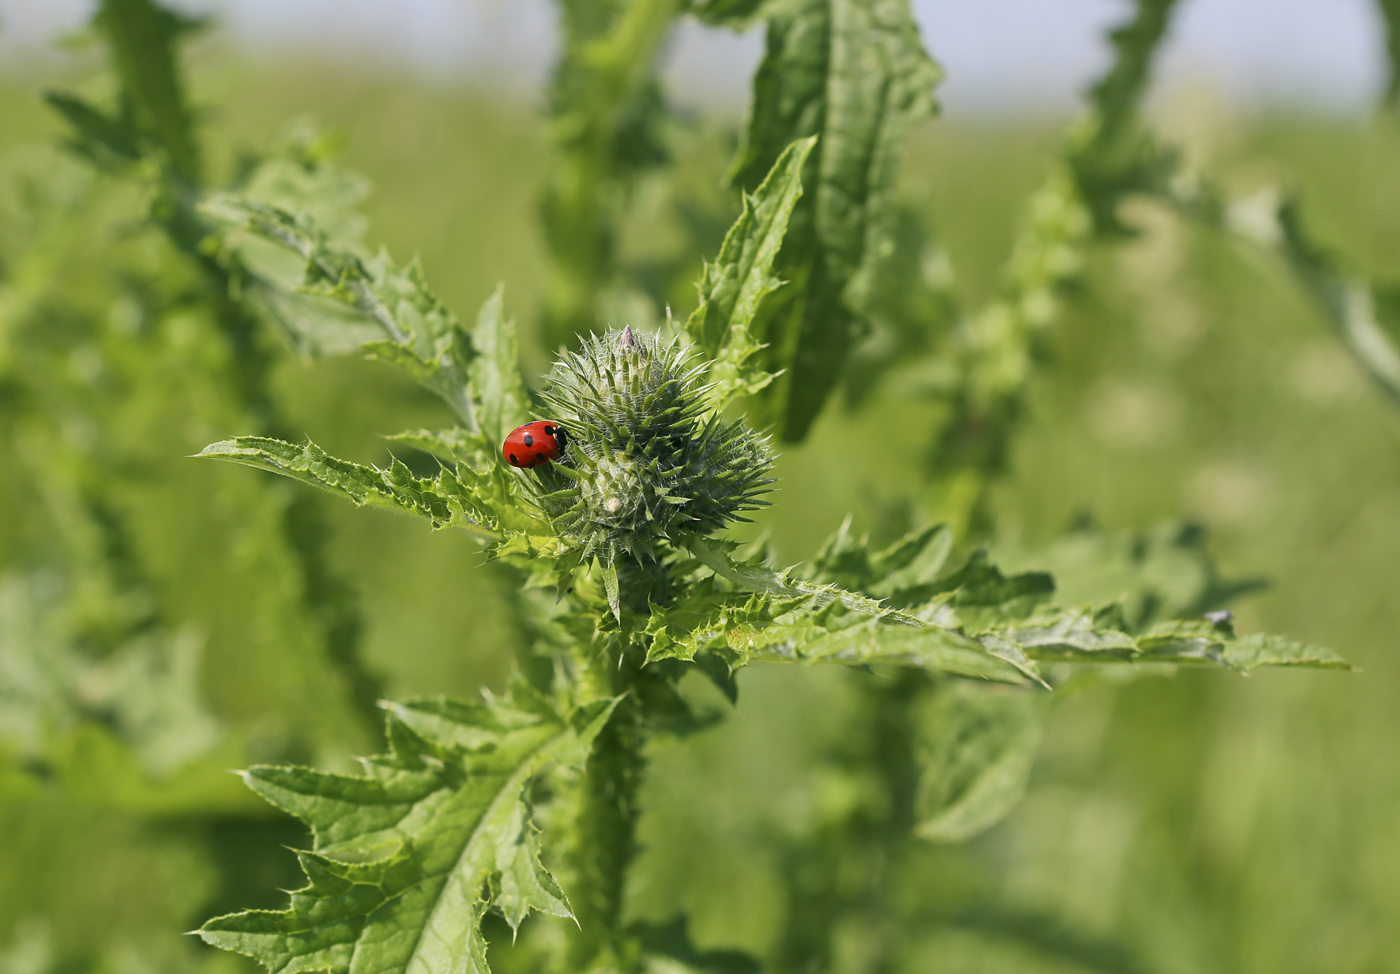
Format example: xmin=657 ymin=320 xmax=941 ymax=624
xmin=537 ymin=326 xmax=774 ymax=567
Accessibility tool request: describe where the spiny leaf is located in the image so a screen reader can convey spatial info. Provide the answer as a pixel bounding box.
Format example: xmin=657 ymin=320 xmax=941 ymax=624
xmin=810 ymin=520 xmax=1051 ymax=610
xmin=732 ymin=0 xmax=943 ymax=441
xmin=200 ymin=194 xmax=479 ymax=428
xmin=685 ymin=536 xmax=895 ymax=618
xmin=996 ymin=607 xmax=1352 ymax=672
xmin=385 ymin=428 xmax=494 ymax=465
xmin=469 ymin=284 xmax=531 ymax=447
xmin=686 ymin=136 xmax=815 ymax=408
xmin=669 ymin=539 xmax=1035 ymax=684
xmin=199 ymin=692 xmax=619 ymax=974
xmin=196 ymin=436 xmax=499 ymax=539
xmin=670 ymin=529 xmax=1350 ymax=686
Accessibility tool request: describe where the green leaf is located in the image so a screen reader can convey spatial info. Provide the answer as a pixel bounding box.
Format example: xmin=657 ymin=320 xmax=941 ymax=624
xmin=199 ymin=194 xmax=479 ymax=428
xmin=992 ymin=521 xmax=1265 ymax=631
xmin=686 ymin=136 xmax=816 ymax=408
xmin=1070 ymin=0 xmax=1180 ymax=231
xmin=668 ymin=540 xmax=1036 ymax=685
xmin=42 ymin=92 xmax=142 ymax=168
xmin=685 ymin=536 xmax=892 ymax=617
xmin=197 ymin=437 xmax=500 ymax=539
xmin=469 ymin=285 xmax=532 ymax=446
xmin=683 ymin=524 xmax=1351 ymax=683
xmin=986 ymin=607 xmax=1352 ymax=672
xmin=732 ymin=0 xmax=943 ymax=440
xmin=810 ymin=520 xmax=1050 ymax=610
xmin=385 ymin=428 xmax=494 ymax=465
xmin=200 ymin=691 xmax=619 ymax=973
xmin=1222 ymin=633 xmax=1355 ymax=672
xmin=914 ymin=683 xmax=1046 ymax=843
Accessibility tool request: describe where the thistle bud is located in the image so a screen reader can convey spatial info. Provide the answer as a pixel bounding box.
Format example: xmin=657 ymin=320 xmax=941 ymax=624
xmin=537 ymin=328 xmax=774 ymax=569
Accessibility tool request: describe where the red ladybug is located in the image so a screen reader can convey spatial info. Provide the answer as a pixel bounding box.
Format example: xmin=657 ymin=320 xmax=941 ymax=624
xmin=503 ymin=421 xmax=567 ymax=468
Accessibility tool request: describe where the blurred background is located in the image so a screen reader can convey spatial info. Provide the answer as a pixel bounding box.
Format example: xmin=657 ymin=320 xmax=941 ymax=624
xmin=2 ymin=1 xmax=1399 ymax=973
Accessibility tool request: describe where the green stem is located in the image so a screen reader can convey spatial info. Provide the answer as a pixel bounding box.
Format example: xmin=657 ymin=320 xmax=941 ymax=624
xmin=92 ymin=0 xmax=384 ymax=743
xmin=542 ymin=0 xmax=682 ymax=347
xmin=565 ymin=634 xmax=647 ymax=971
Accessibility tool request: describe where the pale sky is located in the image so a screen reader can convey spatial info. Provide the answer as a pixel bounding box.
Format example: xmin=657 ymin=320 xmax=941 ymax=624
xmin=0 ymin=0 xmax=1387 ymax=113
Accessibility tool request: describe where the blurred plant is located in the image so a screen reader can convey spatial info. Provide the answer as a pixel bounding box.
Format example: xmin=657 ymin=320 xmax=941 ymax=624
xmin=3 ymin=0 xmax=1388 ymax=973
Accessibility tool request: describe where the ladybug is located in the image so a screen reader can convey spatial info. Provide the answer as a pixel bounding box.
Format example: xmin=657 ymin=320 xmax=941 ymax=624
xmin=503 ymin=421 xmax=567 ymax=468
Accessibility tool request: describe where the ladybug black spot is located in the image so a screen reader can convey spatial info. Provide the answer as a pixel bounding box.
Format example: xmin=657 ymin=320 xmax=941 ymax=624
xmin=523 ymin=432 xmax=534 ymax=447
xmin=543 ymin=425 xmax=555 ymax=436
xmin=509 ymin=453 xmax=518 ymax=465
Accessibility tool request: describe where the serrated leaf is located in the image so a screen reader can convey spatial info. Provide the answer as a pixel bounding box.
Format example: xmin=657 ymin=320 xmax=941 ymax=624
xmin=914 ymin=683 xmax=1046 ymax=843
xmin=469 ymin=285 xmax=531 ymax=446
xmin=732 ymin=0 xmax=942 ymax=440
xmin=199 ymin=194 xmax=480 ymax=428
xmin=686 ymin=137 xmax=815 ymax=408
xmin=976 ymin=607 xmax=1352 ymax=673
xmin=669 ymin=540 xmax=1035 ymax=684
xmin=810 ymin=520 xmax=1049 ymax=610
xmin=1222 ymin=633 xmax=1353 ymax=672
xmin=694 ymin=525 xmax=1350 ymax=682
xmin=200 ymin=692 xmax=618 ymax=974
xmin=196 ymin=436 xmax=500 ymax=539
xmin=386 ymin=428 xmax=493 ymax=465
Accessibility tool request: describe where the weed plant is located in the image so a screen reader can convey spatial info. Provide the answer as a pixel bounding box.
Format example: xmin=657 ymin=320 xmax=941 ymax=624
xmin=4 ymin=2 xmax=1400 ymax=973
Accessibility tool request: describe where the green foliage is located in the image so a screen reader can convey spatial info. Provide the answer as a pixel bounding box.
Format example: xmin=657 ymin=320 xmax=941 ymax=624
xmin=3 ymin=0 xmax=1390 ymax=973
xmin=685 ymin=137 xmax=815 ymax=407
xmin=724 ymin=0 xmax=944 ymax=441
xmin=200 ymin=691 xmax=617 ymax=974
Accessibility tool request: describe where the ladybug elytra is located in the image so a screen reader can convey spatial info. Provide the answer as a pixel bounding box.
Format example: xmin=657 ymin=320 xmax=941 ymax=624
xmin=503 ymin=421 xmax=567 ymax=468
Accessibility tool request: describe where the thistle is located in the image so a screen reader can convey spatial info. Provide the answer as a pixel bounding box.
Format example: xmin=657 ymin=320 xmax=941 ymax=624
xmin=537 ymin=326 xmax=774 ymax=571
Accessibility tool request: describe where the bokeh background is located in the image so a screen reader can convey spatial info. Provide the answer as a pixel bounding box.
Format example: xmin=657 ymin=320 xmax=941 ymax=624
xmin=2 ymin=1 xmax=1399 ymax=972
